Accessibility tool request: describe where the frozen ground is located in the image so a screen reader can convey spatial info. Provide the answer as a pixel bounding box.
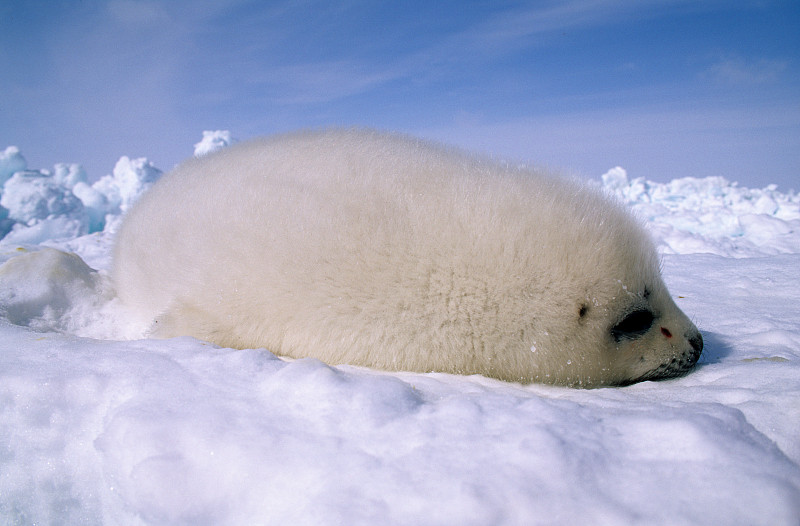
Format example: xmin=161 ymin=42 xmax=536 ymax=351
xmin=0 ymin=135 xmax=799 ymax=525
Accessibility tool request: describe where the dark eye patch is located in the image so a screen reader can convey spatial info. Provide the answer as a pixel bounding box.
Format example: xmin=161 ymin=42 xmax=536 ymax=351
xmin=611 ymin=309 xmax=655 ymax=342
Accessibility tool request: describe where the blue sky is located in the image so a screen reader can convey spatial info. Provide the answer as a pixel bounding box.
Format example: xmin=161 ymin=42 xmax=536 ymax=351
xmin=1 ymin=0 xmax=798 ymax=190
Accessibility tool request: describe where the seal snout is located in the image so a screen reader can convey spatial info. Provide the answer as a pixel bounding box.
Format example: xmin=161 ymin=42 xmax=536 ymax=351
xmin=670 ymin=329 xmax=703 ymax=375
xmin=635 ymin=327 xmax=704 ymax=384
xmin=685 ymin=330 xmax=703 ymax=368
xmin=688 ymin=331 xmax=703 ymax=355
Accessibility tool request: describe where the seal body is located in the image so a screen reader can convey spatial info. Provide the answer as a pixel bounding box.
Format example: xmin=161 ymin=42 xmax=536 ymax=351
xmin=113 ymin=129 xmax=702 ymax=387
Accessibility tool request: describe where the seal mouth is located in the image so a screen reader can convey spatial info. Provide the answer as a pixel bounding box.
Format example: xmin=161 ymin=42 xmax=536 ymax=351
xmin=633 ymin=331 xmax=704 ymax=384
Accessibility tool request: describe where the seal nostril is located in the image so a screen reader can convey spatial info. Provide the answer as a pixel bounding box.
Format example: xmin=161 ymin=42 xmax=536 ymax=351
xmin=661 ymin=327 xmax=672 ymax=338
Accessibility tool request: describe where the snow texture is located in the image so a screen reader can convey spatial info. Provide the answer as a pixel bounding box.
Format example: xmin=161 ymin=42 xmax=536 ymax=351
xmin=0 ymin=134 xmax=798 ymax=525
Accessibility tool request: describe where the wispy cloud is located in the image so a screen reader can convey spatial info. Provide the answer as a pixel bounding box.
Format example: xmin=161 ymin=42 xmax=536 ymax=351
xmin=256 ymin=61 xmax=405 ymax=105
xmin=106 ymin=0 xmax=171 ymax=26
xmin=2 ymin=0 xmax=797 ymax=190
xmin=231 ymin=0 xmax=775 ymax=107
xmin=419 ymin=0 xmax=734 ymax=60
xmin=705 ymin=56 xmax=789 ymax=85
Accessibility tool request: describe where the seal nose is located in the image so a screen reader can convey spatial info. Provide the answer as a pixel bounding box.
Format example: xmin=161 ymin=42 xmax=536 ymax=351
xmin=685 ymin=330 xmax=703 ymax=368
xmin=688 ymin=331 xmax=703 ymax=354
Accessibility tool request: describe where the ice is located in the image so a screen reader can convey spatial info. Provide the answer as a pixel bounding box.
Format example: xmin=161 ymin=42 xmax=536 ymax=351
xmin=601 ymin=167 xmax=800 ymax=257
xmin=0 ymin=171 xmax=88 ymax=243
xmin=71 ymin=181 xmax=109 ymax=233
xmin=0 ymin=146 xmax=27 ymax=186
xmin=91 ymin=155 xmax=162 ymax=216
xmin=52 ymin=163 xmax=90 ymax=189
xmin=1 ymin=170 xmax=86 ymax=225
xmin=0 ymin=134 xmax=799 ymax=525
xmin=194 ymin=130 xmax=234 ymax=157
xmin=1 ymin=216 xmax=87 ymax=245
xmin=0 ymin=151 xmax=162 ymax=242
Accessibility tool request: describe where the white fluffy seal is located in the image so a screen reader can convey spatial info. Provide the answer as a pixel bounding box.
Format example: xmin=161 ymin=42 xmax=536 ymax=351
xmin=113 ymin=129 xmax=702 ymax=387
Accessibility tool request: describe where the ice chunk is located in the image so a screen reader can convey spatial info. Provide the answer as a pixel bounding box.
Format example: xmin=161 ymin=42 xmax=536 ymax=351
xmin=0 ymin=146 xmax=27 ymax=186
xmin=194 ymin=130 xmax=234 ymax=157
xmin=1 ymin=170 xmax=86 ymax=225
xmin=52 ymin=162 xmax=89 ymax=189
xmin=1 ymin=216 xmax=87 ymax=245
xmin=72 ymin=182 xmax=109 ymax=233
xmin=0 ymin=247 xmax=110 ymax=333
xmin=92 ymin=156 xmax=162 ymax=214
xmin=601 ymin=167 xmax=800 ymax=257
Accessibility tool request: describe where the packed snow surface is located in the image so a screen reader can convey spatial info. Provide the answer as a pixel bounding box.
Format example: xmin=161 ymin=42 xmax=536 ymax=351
xmin=0 ymin=135 xmax=798 ymax=525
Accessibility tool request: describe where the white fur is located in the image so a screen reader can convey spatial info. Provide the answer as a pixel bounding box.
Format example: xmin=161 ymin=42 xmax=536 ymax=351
xmin=113 ymin=129 xmax=702 ymax=387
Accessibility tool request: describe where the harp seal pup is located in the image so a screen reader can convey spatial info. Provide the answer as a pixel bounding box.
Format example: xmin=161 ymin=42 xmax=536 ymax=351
xmin=112 ymin=129 xmax=702 ymax=387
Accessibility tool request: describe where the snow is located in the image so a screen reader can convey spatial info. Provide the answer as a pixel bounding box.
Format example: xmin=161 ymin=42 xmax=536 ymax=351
xmin=0 ymin=146 xmax=161 ymax=243
xmin=0 ymin=147 xmax=27 ymax=187
xmin=601 ymin=166 xmax=800 ymax=257
xmin=1 ymin=135 xmax=799 ymax=525
xmin=193 ymin=130 xmax=235 ymax=157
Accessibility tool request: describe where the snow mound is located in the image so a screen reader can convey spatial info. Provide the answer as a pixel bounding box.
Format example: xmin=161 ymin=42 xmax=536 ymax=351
xmin=0 ymin=170 xmax=88 ymax=244
xmin=0 ymin=154 xmax=161 ymax=243
xmin=91 ymin=155 xmax=162 ymax=216
xmin=1 ymin=278 xmax=799 ymax=526
xmin=0 ymin=247 xmax=129 ymax=338
xmin=194 ymin=130 xmax=234 ymax=157
xmin=602 ymin=167 xmax=799 ymax=257
xmin=0 ymin=146 xmax=27 ymax=186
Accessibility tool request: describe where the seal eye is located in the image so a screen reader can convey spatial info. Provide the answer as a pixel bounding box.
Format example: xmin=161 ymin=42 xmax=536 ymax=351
xmin=611 ymin=309 xmax=654 ymax=342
